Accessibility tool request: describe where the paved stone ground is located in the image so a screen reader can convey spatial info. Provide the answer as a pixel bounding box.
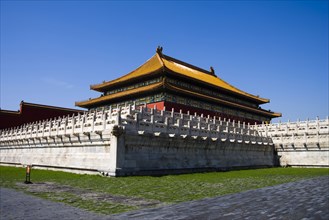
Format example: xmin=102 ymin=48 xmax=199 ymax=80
xmin=0 ymin=187 xmax=108 ymax=220
xmin=1 ymin=176 xmax=328 ymax=220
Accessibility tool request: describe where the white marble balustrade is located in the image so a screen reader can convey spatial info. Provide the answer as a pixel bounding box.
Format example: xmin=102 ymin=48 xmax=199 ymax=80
xmin=0 ymin=104 xmax=273 ymax=146
xmin=253 ymin=117 xmax=329 ymax=137
xmin=252 ymin=117 xmax=329 ymax=147
xmin=252 ymin=117 xmax=329 ymax=167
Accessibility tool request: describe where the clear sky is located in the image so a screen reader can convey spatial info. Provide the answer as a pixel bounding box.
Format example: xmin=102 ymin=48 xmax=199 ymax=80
xmin=1 ymin=0 xmax=328 ymax=122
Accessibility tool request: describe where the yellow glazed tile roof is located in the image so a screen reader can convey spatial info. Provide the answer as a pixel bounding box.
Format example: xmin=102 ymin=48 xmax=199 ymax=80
xmin=90 ymin=51 xmax=269 ymax=103
xmin=76 ymin=81 xmax=164 ymax=108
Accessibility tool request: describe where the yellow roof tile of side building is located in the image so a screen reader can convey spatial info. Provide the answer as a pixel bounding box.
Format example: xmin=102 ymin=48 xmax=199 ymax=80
xmin=90 ymin=48 xmax=269 ymax=104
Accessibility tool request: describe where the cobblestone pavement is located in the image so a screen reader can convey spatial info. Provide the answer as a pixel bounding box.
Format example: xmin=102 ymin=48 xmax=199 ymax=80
xmin=1 ymin=176 xmax=329 ymax=220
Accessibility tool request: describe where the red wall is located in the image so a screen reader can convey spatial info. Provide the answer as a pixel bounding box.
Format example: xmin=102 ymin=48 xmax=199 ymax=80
xmin=146 ymin=101 xmax=165 ymax=110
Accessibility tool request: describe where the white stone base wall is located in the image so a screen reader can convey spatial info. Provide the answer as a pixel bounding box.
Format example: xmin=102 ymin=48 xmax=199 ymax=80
xmin=0 ymin=132 xmax=117 ymax=174
xmin=119 ymin=133 xmax=274 ymax=175
xmin=1 ymin=105 xmax=276 ymax=176
xmin=278 ymin=151 xmax=329 ymax=167
xmin=275 ymin=141 xmax=329 ymax=167
xmin=0 ymin=131 xmax=275 ymax=176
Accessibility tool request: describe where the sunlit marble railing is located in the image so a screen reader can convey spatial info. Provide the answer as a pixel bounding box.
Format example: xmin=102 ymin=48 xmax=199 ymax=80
xmin=1 ymin=104 xmax=273 ymax=146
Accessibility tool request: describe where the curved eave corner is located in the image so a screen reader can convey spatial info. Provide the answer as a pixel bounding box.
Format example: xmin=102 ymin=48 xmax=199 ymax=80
xmin=271 ymin=112 xmax=282 ymax=118
xmin=90 ymin=54 xmax=164 ymax=92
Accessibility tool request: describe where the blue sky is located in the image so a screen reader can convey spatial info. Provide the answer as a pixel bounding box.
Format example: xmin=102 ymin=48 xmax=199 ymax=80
xmin=1 ymin=0 xmax=328 ymax=122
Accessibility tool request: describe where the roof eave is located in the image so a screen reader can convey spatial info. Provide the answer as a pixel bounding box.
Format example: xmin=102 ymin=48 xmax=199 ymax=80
xmin=163 ymin=67 xmax=269 ymax=104
xmin=76 ymin=81 xmax=165 ymax=108
xmin=165 ymin=83 xmax=280 ymax=118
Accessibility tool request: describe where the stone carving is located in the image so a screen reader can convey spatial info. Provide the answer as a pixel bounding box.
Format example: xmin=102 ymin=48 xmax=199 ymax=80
xmin=111 ymin=125 xmax=124 ymax=137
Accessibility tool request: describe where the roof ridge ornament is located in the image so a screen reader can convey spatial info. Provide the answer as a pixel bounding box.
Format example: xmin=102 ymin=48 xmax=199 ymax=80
xmin=210 ymin=66 xmax=217 ymax=77
xmin=156 ymin=46 xmax=163 ymax=55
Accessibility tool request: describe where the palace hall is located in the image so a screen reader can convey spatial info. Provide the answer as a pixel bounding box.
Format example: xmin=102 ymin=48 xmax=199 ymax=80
xmin=76 ymin=47 xmax=281 ymax=124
